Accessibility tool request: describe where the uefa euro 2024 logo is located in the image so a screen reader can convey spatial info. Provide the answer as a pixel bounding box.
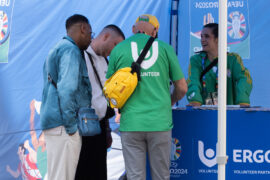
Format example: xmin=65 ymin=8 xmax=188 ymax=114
xmin=0 ymin=10 xmax=8 ymax=43
xmin=228 ymin=11 xmax=247 ymax=41
xmin=171 ymin=138 xmax=182 ymax=161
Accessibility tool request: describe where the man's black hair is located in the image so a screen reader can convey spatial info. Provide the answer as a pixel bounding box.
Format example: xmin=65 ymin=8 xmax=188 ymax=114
xmin=65 ymin=14 xmax=89 ymax=30
xmin=104 ymin=24 xmax=125 ymax=40
xmin=203 ymin=23 xmax=218 ymax=38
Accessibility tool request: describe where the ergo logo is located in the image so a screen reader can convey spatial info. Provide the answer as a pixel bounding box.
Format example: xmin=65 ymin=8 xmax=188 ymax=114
xmin=198 ymin=140 xmax=270 ymax=167
xmin=233 ymin=149 xmax=270 ymax=163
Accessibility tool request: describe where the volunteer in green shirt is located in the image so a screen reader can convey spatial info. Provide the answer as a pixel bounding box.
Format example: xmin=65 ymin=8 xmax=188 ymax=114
xmin=187 ymin=23 xmax=252 ymax=106
xmin=106 ymin=14 xmax=187 ymax=180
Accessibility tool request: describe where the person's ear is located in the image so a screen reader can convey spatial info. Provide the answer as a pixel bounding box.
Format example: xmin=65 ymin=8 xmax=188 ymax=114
xmin=215 ymin=38 xmax=218 ymax=45
xmin=81 ymin=23 xmax=89 ymax=36
xmin=132 ymin=25 xmax=137 ymax=34
xmin=79 ymin=23 xmax=85 ymax=35
xmin=103 ymin=32 xmax=110 ymax=41
xmin=151 ymin=28 xmax=158 ymax=38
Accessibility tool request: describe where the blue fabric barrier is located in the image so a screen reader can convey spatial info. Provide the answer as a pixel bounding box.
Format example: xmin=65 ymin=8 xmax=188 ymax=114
xmin=168 ymin=108 xmax=270 ymax=179
xmin=0 ymin=1 xmax=170 ymax=179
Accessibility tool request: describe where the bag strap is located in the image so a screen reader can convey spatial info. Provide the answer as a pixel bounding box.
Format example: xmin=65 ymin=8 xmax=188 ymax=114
xmin=200 ymin=58 xmax=218 ymax=82
xmin=86 ymin=51 xmax=115 ymax=119
xmin=104 ymin=57 xmax=109 ymax=65
xmin=85 ymin=51 xmax=104 ymax=90
xmin=131 ymin=36 xmax=156 ymax=80
xmin=136 ymin=36 xmax=155 ymax=65
xmin=48 ymin=74 xmax=57 ymax=88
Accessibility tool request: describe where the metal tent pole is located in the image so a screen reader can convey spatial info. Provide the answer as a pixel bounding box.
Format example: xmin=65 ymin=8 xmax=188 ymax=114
xmin=170 ymin=0 xmax=179 ymax=54
xmin=217 ymin=0 xmax=228 ymax=180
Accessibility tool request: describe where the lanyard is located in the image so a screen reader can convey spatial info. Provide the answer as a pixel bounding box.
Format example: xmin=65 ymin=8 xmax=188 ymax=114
xmin=86 ymin=52 xmax=104 ymax=90
xmin=201 ymin=56 xmax=218 ymax=92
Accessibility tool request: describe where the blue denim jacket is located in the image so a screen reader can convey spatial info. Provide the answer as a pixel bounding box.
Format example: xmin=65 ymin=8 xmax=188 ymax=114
xmin=40 ymin=36 xmax=92 ymax=134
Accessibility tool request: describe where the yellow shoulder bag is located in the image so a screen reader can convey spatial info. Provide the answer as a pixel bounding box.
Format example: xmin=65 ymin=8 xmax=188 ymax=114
xmin=103 ymin=36 xmax=155 ymax=108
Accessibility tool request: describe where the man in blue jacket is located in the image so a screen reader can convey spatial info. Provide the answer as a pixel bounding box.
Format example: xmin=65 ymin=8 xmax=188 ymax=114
xmin=40 ymin=14 xmax=93 ymax=180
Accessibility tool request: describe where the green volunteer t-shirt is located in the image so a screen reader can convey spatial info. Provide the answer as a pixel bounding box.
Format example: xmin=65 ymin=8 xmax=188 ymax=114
xmin=106 ymin=33 xmax=184 ymax=131
xmin=186 ymin=52 xmax=252 ymax=105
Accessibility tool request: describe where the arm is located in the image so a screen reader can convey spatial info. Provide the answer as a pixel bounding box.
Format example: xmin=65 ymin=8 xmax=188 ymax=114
xmin=165 ymin=44 xmax=187 ymax=105
xmin=230 ymin=53 xmax=253 ymax=105
xmin=186 ymin=55 xmax=204 ymax=106
xmin=114 ymin=108 xmax=121 ymax=124
xmin=29 ymin=100 xmax=39 ymax=150
xmin=171 ymin=78 xmax=187 ymax=106
xmin=6 ymin=165 xmax=20 ymax=178
xmin=57 ymin=48 xmax=81 ymax=134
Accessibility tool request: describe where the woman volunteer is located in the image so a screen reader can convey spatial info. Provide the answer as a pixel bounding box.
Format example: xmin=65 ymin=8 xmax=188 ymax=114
xmin=186 ymin=23 xmax=252 ymax=106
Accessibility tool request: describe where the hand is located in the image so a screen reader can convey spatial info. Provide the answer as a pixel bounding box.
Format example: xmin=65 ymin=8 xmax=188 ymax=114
xmin=115 ymin=112 xmax=121 ymax=124
xmin=239 ymin=103 xmax=250 ymax=108
xmin=187 ymin=102 xmax=201 ymax=107
xmin=6 ymin=165 xmax=11 ymax=172
xmin=69 ymin=132 xmax=76 ymax=136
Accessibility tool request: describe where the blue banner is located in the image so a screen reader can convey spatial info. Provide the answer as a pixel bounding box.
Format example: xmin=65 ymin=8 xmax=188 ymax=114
xmin=169 ymin=108 xmax=270 ymax=179
xmin=189 ymin=0 xmax=250 ymax=59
